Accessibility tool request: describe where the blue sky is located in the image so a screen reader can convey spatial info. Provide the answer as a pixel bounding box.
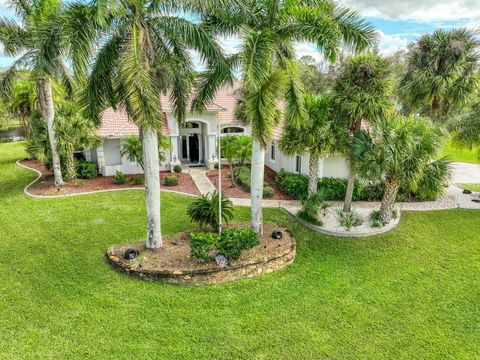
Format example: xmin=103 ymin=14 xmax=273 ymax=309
xmin=0 ymin=0 xmax=478 ymax=67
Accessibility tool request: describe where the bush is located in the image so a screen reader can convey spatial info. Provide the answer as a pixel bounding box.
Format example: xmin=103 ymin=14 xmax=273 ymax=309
xmin=297 ymin=191 xmax=330 ymax=226
xmin=73 ymin=179 xmax=85 ymax=187
xmin=189 ymin=232 xmax=220 ymax=262
xmin=336 ymin=209 xmax=364 ymax=231
xmin=214 ymin=162 xmax=220 ymax=170
xmin=187 ymin=191 xmax=234 ymax=231
xmin=164 ymin=175 xmax=179 ymax=186
xmin=263 ymin=186 xmax=274 ymax=198
xmin=413 ymin=159 xmax=451 ymax=201
xmin=113 ymin=171 xmax=128 ymax=184
xmin=173 ymin=165 xmax=182 ymax=173
xmin=217 ymin=227 xmax=259 ymax=260
xmin=133 ymin=176 xmax=144 ymax=185
xmin=77 ymin=161 xmax=98 ymax=179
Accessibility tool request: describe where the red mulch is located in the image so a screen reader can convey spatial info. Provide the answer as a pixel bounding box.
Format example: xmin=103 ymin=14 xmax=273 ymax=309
xmin=206 ymin=165 xmax=292 ymax=200
xmin=20 ymin=159 xmax=200 ymax=196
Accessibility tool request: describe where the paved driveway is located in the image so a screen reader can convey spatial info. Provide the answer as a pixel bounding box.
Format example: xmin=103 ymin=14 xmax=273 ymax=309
xmin=451 ymin=162 xmax=480 ymax=184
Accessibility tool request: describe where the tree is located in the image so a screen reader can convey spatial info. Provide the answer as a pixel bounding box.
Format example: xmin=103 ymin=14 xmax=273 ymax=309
xmin=399 ymin=28 xmax=480 ymax=122
xmin=450 ymin=102 xmax=480 ymax=160
xmin=69 ymin=0 xmax=230 ymax=248
xmin=199 ymin=0 xmax=376 ymax=234
xmin=296 ymin=55 xmax=343 ymax=95
xmin=332 ymin=53 xmax=394 ymax=212
xmin=120 ymin=134 xmax=173 ymax=170
xmin=350 ymin=115 xmax=449 ymax=223
xmin=7 ymin=76 xmax=37 ymax=137
xmin=220 ymin=135 xmax=252 ymax=186
xmin=0 ymin=0 xmax=73 ymax=186
xmin=54 ymin=101 xmax=101 ymax=180
xmin=280 ymin=94 xmax=347 ymax=196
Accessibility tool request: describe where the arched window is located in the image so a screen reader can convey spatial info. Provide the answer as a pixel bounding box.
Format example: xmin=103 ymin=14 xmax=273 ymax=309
xmin=221 ymin=126 xmax=244 ymax=134
xmin=184 ymin=122 xmax=200 ymax=129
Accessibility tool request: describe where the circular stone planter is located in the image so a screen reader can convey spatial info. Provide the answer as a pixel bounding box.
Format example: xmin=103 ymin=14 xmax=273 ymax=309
xmin=105 ymin=224 xmax=296 ymax=285
xmin=287 ymin=206 xmax=400 ymax=238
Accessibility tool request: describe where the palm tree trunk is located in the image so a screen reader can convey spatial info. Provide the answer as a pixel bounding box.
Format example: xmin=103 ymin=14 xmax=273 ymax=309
xmin=36 ymin=78 xmax=64 ymax=186
xmin=143 ymin=127 xmax=162 ymax=248
xmin=308 ymin=152 xmax=319 ymax=197
xmin=250 ymin=137 xmax=265 ymax=235
xmin=343 ymin=168 xmax=355 ymax=212
xmin=65 ymin=146 xmax=76 ymax=181
xmin=432 ymin=95 xmax=441 ymax=122
xmin=379 ymin=176 xmax=400 ymax=224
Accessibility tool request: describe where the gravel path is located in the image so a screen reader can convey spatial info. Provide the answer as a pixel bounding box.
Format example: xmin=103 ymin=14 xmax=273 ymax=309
xmin=451 ymin=162 xmax=480 ymax=184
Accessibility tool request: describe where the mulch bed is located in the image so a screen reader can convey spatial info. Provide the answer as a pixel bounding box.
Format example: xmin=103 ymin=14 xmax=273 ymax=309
xmin=20 ymin=159 xmax=200 ymax=196
xmin=206 ymin=165 xmax=292 ymax=200
xmin=106 ymin=224 xmax=296 ymax=285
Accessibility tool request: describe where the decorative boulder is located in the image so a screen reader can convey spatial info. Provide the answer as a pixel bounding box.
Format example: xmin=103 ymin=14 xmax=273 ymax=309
xmin=215 ymin=254 xmax=228 ymax=267
xmin=463 ymin=189 xmax=473 ymax=195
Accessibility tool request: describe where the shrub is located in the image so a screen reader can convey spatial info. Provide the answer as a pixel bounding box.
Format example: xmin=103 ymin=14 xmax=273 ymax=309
xmin=275 ymin=169 xmax=309 ymax=199
xmin=133 ymin=176 xmax=144 ymax=185
xmin=263 ymin=186 xmax=274 ymax=198
xmin=173 ymin=165 xmax=182 ymax=173
xmin=190 ymin=232 xmax=220 ymax=262
xmin=187 ymin=191 xmax=234 ymax=231
xmin=217 ymin=227 xmax=259 ymax=260
xmin=336 ymin=209 xmax=364 ymax=231
xmin=113 ymin=171 xmax=128 ymax=184
xmin=77 ymin=161 xmax=97 ymax=179
xmin=73 ymin=179 xmax=85 ymax=187
xmin=413 ymin=159 xmax=452 ymax=201
xmin=214 ymin=162 xmax=220 ymax=170
xmin=164 ymin=175 xmax=179 ymax=186
xmin=298 ymin=191 xmax=330 ymax=226
xmin=369 ymin=210 xmax=382 ymax=228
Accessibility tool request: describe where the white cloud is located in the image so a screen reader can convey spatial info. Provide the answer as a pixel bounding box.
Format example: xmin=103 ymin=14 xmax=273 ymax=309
xmin=343 ymin=0 xmax=480 ymax=20
xmin=376 ymin=30 xmax=410 ymax=55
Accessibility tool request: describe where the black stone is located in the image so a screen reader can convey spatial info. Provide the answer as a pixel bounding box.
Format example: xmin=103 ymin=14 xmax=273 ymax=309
xmin=272 ymin=230 xmax=283 ymax=240
xmin=124 ymin=248 xmax=139 ymax=260
xmin=471 ymin=199 xmax=480 ymax=203
xmin=215 ymin=254 xmax=228 ymax=267
xmin=463 ymin=189 xmax=473 ymax=195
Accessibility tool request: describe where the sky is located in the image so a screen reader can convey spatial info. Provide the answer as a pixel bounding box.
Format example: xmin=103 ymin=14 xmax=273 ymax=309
xmin=0 ymin=0 xmax=479 ymax=68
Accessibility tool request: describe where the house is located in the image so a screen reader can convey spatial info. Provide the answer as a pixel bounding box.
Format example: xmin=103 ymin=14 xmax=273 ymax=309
xmin=84 ymin=81 xmax=349 ymax=179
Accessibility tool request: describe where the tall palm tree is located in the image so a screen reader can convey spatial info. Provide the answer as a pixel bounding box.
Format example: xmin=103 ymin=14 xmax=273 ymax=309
xmin=0 ymin=0 xmax=73 ymax=186
xmin=196 ymin=0 xmax=376 ymax=234
xmin=399 ymin=28 xmax=480 ymax=122
xmin=280 ymin=94 xmax=347 ymax=197
xmin=350 ymin=115 xmax=448 ymax=223
xmin=332 ymin=53 xmax=394 ymax=212
xmin=450 ymin=102 xmax=480 ymax=160
xmin=67 ymin=0 xmax=230 ymax=248
xmin=7 ymin=76 xmax=37 ymax=137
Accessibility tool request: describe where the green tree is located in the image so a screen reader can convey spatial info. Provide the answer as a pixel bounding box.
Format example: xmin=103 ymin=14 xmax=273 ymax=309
xmin=332 ymin=53 xmax=394 ymax=212
xmin=280 ymin=94 xmax=347 ymax=196
xmin=350 ymin=115 xmax=449 ymax=223
xmin=399 ymin=28 xmax=480 ymax=122
xmin=0 ymin=0 xmax=73 ymax=186
xmin=7 ymin=77 xmax=37 ymax=137
xmin=450 ymin=102 xmax=480 ymax=160
xmin=296 ymin=55 xmax=342 ymax=95
xmin=199 ymin=0 xmax=376 ymax=233
xmin=69 ymin=0 xmax=230 ymax=248
xmin=120 ymin=134 xmax=173 ymax=170
xmin=221 ymin=135 xmax=252 ymax=186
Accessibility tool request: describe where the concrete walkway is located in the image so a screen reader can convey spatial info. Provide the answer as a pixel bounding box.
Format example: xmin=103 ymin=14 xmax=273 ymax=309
xmin=188 ymin=168 xmax=216 ymax=195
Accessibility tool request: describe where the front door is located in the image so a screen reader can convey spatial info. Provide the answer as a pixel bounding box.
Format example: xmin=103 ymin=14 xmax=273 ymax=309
xmin=180 ymin=133 xmax=202 ymax=164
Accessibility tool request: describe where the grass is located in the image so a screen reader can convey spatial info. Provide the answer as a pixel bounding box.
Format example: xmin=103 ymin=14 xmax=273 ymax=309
xmin=1 ymin=142 xmax=480 ymax=359
xmin=440 ymin=138 xmax=480 ymax=164
xmin=457 ymin=183 xmax=480 ymax=192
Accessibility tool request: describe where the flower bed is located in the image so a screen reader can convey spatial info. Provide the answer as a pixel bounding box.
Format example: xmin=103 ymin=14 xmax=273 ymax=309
xmin=105 ymin=224 xmax=295 ymax=285
xmin=19 ymin=159 xmax=201 ymax=196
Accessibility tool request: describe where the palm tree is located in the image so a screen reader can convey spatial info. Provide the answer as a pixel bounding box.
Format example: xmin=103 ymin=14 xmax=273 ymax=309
xmin=399 ymin=28 xmax=480 ymax=122
xmin=54 ymin=101 xmax=101 ymax=180
xmin=332 ymin=53 xmax=394 ymax=212
xmin=120 ymin=134 xmax=173 ymax=170
xmin=197 ymin=0 xmax=376 ymax=234
xmin=280 ymin=94 xmax=348 ymax=197
xmin=450 ymin=102 xmax=480 ymax=160
xmin=68 ymin=0 xmax=230 ymax=248
xmin=7 ymin=76 xmax=37 ymax=137
xmin=0 ymin=0 xmax=73 ymax=186
xmin=350 ymin=115 xmax=448 ymax=223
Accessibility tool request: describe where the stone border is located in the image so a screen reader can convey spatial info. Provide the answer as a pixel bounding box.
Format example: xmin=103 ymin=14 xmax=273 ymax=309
xmin=105 ymin=234 xmax=296 ymax=286
xmin=16 ymin=159 xmax=199 ymax=199
xmin=284 ymin=207 xmax=401 ymax=238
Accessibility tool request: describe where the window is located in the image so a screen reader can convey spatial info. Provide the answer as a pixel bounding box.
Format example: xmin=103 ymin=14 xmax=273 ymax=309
xmin=270 ymin=141 xmax=276 ymax=161
xmin=295 ymin=155 xmax=302 ymax=173
xmin=221 ymin=126 xmax=244 ymax=134
xmin=129 ymin=155 xmax=137 ymax=166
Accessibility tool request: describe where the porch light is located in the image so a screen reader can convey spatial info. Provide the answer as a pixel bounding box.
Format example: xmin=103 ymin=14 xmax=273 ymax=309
xmin=173 ymin=154 xmax=177 ymax=162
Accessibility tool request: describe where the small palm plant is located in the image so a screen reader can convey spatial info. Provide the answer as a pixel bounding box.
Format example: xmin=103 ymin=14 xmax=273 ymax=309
xmin=350 ymin=115 xmax=450 ymax=224
xmin=187 ymin=191 xmax=234 ymax=232
xmin=120 ymin=136 xmax=144 ymax=169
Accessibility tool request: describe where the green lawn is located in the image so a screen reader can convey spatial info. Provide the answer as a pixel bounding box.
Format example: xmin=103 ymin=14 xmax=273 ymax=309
xmin=458 ymin=183 xmax=480 ymax=192
xmin=440 ymin=138 xmax=480 ymax=164
xmin=1 ymin=142 xmax=479 ymax=359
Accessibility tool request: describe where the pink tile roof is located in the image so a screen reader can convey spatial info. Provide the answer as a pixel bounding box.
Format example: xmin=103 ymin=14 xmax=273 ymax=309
xmin=98 ymin=81 xmax=243 ymax=137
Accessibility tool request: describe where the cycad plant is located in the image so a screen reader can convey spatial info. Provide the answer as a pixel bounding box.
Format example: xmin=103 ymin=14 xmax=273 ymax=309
xmin=0 ymin=0 xmax=74 ymax=186
xmin=332 ymin=53 xmax=394 ymax=212
xmin=350 ymin=115 xmax=450 ymax=223
xmin=198 ymin=0 xmax=376 ymax=233
xmin=399 ymin=28 xmax=480 ymax=122
xmin=280 ymin=94 xmax=348 ymax=197
xmin=187 ymin=191 xmax=234 ymax=232
xmin=68 ymin=0 xmax=230 ymax=248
